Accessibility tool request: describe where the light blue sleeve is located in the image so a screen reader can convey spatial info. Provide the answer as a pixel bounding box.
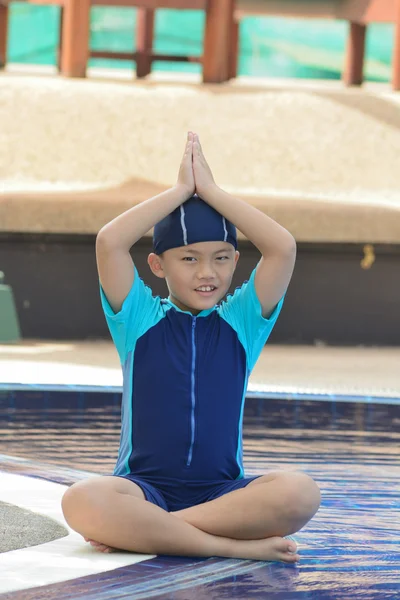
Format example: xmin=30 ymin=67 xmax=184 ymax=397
xmin=219 ymin=264 xmax=285 ymax=372
xmin=99 ymin=264 xmax=162 ymax=365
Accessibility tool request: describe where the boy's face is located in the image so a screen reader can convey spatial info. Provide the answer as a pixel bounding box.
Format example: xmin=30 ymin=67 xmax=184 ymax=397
xmin=148 ymin=241 xmax=239 ymax=315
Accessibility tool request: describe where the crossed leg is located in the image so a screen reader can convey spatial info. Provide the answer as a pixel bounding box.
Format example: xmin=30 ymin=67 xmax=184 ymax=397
xmin=62 ymin=470 xmax=320 ymax=563
xmin=172 ymin=470 xmax=321 ymax=541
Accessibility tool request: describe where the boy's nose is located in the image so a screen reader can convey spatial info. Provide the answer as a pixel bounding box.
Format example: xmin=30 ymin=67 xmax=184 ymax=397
xmin=197 ymin=268 xmax=216 ymax=280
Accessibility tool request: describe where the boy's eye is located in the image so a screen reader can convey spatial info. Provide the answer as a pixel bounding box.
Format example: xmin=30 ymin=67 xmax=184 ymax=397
xmin=183 ymin=256 xmax=229 ymax=262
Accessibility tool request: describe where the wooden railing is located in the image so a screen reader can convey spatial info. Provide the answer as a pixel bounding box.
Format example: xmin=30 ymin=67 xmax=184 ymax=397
xmin=0 ymin=0 xmax=399 ymax=88
xmin=0 ymin=0 xmax=234 ymax=83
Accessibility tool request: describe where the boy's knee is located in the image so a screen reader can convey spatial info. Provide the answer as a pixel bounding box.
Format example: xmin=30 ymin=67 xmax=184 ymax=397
xmin=293 ymin=473 xmax=321 ymax=517
xmin=61 ymin=483 xmax=84 ymax=529
xmin=61 ymin=480 xmax=101 ymax=534
xmin=277 ymin=472 xmax=321 ymax=519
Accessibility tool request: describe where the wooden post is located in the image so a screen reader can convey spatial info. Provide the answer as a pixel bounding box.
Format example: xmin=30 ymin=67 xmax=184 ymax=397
xmin=60 ymin=0 xmax=91 ymax=78
xmin=136 ymin=8 xmax=154 ymax=78
xmin=203 ymin=0 xmax=234 ymax=83
xmin=228 ymin=19 xmax=239 ymax=80
xmin=392 ymin=0 xmax=400 ymax=90
xmin=343 ymin=21 xmax=366 ymax=86
xmin=0 ymin=2 xmax=8 ymax=69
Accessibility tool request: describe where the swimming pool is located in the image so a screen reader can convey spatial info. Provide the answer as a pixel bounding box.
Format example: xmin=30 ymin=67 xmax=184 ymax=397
xmin=1 ymin=387 xmax=399 ymax=598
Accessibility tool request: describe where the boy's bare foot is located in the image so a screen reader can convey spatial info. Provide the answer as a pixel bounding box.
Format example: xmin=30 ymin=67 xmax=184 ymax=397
xmin=229 ymin=536 xmax=300 ymax=563
xmin=84 ymin=535 xmax=299 ymax=563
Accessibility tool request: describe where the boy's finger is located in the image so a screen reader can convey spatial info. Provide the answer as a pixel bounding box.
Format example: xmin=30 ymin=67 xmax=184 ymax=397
xmin=192 ymin=135 xmax=200 ymax=152
xmin=184 ymin=134 xmax=193 ymax=158
xmin=195 ymin=133 xmax=203 ymax=154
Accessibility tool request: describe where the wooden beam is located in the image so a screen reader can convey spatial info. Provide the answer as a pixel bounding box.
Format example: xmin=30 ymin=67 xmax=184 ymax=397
xmin=91 ymin=0 xmax=205 ymax=8
xmin=235 ymin=0 xmax=338 ymax=20
xmin=235 ymin=0 xmax=398 ymax=23
xmin=60 ymin=0 xmax=90 ymax=77
xmin=0 ymin=2 xmax=8 ymax=68
xmin=343 ymin=21 xmax=366 ymax=86
xmin=337 ymin=0 xmax=397 ymax=24
xmin=203 ymin=0 xmax=234 ymax=83
xmin=91 ymin=50 xmax=201 ymax=62
xmin=228 ymin=19 xmax=239 ymax=79
xmin=135 ymin=8 xmax=154 ymax=78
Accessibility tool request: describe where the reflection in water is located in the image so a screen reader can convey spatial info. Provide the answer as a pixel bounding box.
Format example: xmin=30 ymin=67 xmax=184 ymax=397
xmin=0 ymin=391 xmax=399 ymax=599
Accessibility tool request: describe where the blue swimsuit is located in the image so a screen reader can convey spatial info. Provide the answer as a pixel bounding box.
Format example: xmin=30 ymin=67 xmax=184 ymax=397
xmin=100 ymin=264 xmax=284 ymax=511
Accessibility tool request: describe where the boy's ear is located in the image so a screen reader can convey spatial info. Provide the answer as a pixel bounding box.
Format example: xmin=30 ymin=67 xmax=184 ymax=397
xmin=147 ymin=253 xmax=166 ymax=279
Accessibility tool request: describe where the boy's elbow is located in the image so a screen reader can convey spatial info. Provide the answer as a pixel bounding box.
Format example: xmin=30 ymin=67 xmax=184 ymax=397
xmin=96 ymin=227 xmax=116 ymax=248
xmin=283 ymin=234 xmax=297 ymax=256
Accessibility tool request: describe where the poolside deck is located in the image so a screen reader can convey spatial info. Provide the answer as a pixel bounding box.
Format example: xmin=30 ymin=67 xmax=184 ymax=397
xmin=1 ymin=340 xmax=400 ymax=400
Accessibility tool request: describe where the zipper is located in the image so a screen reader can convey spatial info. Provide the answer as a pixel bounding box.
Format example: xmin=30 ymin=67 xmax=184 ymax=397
xmin=186 ymin=316 xmax=197 ymax=467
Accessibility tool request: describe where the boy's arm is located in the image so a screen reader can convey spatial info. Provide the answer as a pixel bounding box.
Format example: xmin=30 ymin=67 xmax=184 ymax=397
xmin=97 ymin=184 xmax=191 ymax=251
xmin=193 ymin=133 xmax=295 ymax=318
xmin=96 ymin=130 xmax=196 ymax=314
xmin=96 ymin=184 xmax=190 ymax=314
xmin=202 ymin=184 xmax=296 ymax=318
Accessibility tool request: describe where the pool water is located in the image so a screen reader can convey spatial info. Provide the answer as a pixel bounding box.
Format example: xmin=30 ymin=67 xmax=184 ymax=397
xmin=1 ymin=389 xmax=399 ymax=598
xmin=7 ymin=5 xmax=395 ymax=82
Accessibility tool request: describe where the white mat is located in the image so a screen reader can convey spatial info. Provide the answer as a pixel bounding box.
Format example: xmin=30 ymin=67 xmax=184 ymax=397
xmin=0 ymin=472 xmax=154 ymax=593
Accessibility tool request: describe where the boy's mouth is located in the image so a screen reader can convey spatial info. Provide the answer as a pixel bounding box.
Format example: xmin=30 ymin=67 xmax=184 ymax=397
xmin=195 ymin=285 xmax=217 ymax=297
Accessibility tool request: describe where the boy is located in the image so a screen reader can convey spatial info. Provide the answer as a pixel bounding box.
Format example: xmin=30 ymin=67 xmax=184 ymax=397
xmin=62 ymin=132 xmax=320 ymax=563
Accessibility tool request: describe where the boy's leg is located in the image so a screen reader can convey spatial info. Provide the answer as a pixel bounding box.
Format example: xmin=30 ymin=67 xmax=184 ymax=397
xmin=172 ymin=471 xmax=321 ymax=540
xmin=61 ymin=476 xmax=299 ymax=562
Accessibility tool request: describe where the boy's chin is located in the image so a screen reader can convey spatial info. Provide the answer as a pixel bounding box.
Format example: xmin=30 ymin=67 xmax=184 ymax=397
xmin=180 ymin=293 xmax=215 ymax=311
xmin=193 ymin=290 xmax=220 ymax=302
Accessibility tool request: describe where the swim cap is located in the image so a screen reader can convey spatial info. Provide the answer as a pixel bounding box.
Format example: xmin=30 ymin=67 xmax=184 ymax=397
xmin=153 ymin=194 xmax=237 ymax=255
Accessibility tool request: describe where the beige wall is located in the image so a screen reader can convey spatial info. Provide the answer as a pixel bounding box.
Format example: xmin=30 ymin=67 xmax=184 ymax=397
xmin=1 ymin=73 xmax=400 ymax=242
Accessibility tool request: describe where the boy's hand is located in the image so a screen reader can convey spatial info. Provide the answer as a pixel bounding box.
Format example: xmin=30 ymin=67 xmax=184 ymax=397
xmin=193 ymin=133 xmax=216 ymax=198
xmin=176 ymin=132 xmax=195 ymax=197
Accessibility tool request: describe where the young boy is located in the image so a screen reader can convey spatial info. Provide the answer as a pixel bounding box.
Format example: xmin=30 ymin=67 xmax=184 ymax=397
xmin=62 ymin=132 xmax=320 ymax=563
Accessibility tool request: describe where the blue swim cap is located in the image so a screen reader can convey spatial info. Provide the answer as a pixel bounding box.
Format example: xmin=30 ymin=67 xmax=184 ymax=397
xmin=153 ymin=195 xmax=237 ymax=255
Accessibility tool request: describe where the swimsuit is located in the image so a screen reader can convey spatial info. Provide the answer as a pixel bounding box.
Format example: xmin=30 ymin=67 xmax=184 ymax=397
xmin=99 ymin=264 xmax=284 ymax=511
